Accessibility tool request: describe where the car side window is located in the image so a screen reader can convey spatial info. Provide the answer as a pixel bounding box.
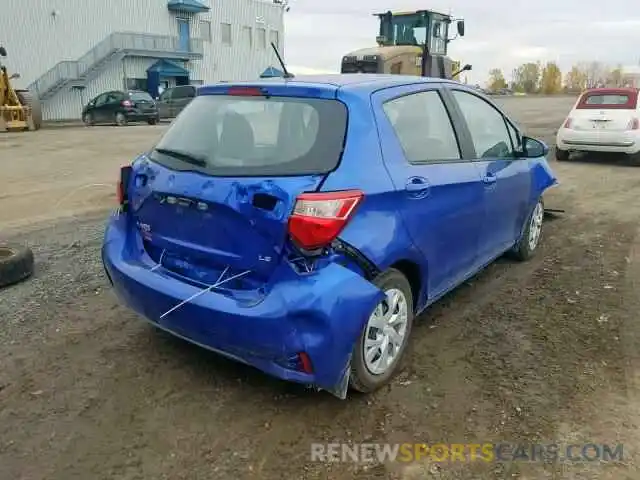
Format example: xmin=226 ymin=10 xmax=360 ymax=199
xmin=383 ymin=90 xmax=461 ymax=164
xmin=111 ymin=92 xmax=126 ymax=102
xmin=451 ymin=90 xmax=514 ymax=159
xmin=173 ymin=86 xmax=196 ymax=100
xmin=159 ymin=89 xmax=172 ymax=102
xmin=94 ymin=93 xmax=108 ymax=106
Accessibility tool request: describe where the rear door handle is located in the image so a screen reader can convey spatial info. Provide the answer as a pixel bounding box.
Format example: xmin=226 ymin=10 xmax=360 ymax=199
xmin=405 ymin=176 xmax=430 ymax=193
xmin=482 ymin=173 xmax=497 ymax=185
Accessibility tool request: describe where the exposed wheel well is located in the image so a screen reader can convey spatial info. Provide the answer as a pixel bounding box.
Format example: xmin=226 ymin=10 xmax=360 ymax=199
xmin=390 ymin=260 xmax=422 ymax=311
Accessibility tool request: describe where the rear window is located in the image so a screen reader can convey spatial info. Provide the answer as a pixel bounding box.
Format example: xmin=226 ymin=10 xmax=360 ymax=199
xmin=149 ymin=94 xmax=348 ymax=176
xmin=576 ymin=90 xmax=638 ymax=109
xmin=129 ymin=91 xmax=154 ymax=102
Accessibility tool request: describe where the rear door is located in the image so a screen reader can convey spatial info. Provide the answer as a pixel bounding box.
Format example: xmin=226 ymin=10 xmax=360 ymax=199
xmin=127 ymin=85 xmax=348 ymax=283
xmin=372 ymin=83 xmax=485 ymax=299
xmin=444 ymin=87 xmax=531 ymax=260
xmin=170 ymin=85 xmax=196 ymax=117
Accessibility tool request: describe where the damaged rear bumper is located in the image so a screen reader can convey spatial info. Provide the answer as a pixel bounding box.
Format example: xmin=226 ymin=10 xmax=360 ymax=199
xmin=101 ymin=213 xmax=384 ymax=398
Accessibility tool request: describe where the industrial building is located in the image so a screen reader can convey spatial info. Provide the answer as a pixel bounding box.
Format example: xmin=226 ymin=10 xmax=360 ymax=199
xmin=0 ymin=0 xmax=285 ymax=121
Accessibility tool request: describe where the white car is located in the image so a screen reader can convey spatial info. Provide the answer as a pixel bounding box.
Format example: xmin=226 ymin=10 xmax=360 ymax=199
xmin=556 ymin=87 xmax=640 ymax=166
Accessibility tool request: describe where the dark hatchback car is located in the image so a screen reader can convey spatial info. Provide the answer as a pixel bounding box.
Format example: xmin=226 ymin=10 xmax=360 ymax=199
xmin=82 ymin=90 xmax=159 ymax=126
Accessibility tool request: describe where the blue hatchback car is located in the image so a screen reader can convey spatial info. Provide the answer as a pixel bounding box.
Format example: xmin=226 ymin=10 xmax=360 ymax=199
xmin=102 ymin=74 xmax=557 ymax=399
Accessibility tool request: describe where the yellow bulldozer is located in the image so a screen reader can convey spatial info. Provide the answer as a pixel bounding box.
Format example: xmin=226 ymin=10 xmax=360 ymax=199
xmin=340 ymin=9 xmax=471 ymax=81
xmin=0 ymin=45 xmax=42 ymax=132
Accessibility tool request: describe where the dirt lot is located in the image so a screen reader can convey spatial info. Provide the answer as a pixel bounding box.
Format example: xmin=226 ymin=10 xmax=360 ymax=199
xmin=2 ymin=96 xmax=640 ymax=479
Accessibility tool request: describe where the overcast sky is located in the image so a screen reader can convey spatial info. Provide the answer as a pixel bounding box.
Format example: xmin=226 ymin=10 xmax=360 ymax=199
xmin=283 ymin=0 xmax=640 ymax=84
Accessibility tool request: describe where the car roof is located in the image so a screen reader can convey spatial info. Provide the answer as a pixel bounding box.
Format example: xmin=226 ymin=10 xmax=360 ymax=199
xmin=581 ymin=87 xmax=639 ymax=94
xmin=218 ymin=74 xmax=460 ymax=94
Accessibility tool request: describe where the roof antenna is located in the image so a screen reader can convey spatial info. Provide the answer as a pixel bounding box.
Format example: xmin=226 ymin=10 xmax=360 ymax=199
xmin=270 ymin=42 xmax=294 ymax=78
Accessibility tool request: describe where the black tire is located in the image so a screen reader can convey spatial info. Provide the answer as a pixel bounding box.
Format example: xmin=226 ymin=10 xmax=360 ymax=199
xmin=628 ymin=152 xmax=640 ymax=166
xmin=510 ymin=198 xmax=544 ymax=262
xmin=115 ymin=112 xmax=128 ymax=126
xmin=0 ymin=244 xmax=34 ymax=288
xmin=555 ymin=146 xmax=569 ymax=161
xmin=147 ymin=117 xmax=158 ymax=125
xmin=16 ymin=90 xmax=42 ymax=130
xmin=349 ymin=268 xmax=414 ymax=394
xmin=82 ymin=112 xmax=94 ymax=126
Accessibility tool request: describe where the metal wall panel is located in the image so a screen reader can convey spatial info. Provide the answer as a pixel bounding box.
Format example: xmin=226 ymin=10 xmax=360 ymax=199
xmin=43 ymin=60 xmax=126 ymax=121
xmin=0 ymin=0 xmax=284 ymax=120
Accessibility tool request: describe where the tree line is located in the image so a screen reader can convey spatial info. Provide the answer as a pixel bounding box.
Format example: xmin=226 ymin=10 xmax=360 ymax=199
xmin=487 ymin=62 xmax=629 ymax=94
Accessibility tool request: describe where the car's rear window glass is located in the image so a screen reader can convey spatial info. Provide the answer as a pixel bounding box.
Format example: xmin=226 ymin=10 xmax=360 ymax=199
xmin=577 ymin=90 xmax=638 ymax=109
xmin=149 ymin=94 xmax=348 ymax=176
xmin=130 ymin=92 xmax=154 ymax=102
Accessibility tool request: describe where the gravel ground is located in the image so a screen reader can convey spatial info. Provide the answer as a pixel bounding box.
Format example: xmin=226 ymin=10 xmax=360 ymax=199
xmin=2 ymin=96 xmax=640 ymax=479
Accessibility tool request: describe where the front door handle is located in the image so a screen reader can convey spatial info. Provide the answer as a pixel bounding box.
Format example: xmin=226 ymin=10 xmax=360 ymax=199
xmin=406 ymin=176 xmax=430 ymax=193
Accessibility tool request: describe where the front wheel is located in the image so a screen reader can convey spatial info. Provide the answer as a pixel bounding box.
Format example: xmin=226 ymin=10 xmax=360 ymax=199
xmin=511 ymin=198 xmax=544 ymax=261
xmin=82 ymin=112 xmax=94 ymax=126
xmin=349 ymin=268 xmax=414 ymax=394
xmin=115 ymin=112 xmax=128 ymax=126
xmin=627 ymin=152 xmax=640 ymax=166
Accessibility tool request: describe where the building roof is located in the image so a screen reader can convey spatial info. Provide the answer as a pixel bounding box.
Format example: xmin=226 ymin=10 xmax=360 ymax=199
xmin=260 ymin=66 xmax=285 ymax=78
xmin=167 ymin=0 xmax=209 ymax=14
xmin=147 ymin=59 xmax=190 ymax=77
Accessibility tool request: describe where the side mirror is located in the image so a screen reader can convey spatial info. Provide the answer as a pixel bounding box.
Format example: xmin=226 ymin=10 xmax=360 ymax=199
xmin=9 ymin=73 xmax=20 ymax=80
xmin=457 ymin=20 xmax=465 ymax=37
xmin=0 ymin=46 xmax=6 ymax=57
xmin=520 ymin=136 xmax=549 ymax=158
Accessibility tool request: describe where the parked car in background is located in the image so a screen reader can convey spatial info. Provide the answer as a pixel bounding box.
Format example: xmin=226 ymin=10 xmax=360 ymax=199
xmin=556 ymin=87 xmax=640 ymax=166
xmin=102 ymin=75 xmax=557 ymax=399
xmin=82 ymin=90 xmax=159 ymax=126
xmin=156 ymin=85 xmax=197 ymax=120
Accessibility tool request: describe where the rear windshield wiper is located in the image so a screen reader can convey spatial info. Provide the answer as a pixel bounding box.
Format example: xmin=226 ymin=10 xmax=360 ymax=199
xmin=153 ymin=148 xmax=207 ymax=167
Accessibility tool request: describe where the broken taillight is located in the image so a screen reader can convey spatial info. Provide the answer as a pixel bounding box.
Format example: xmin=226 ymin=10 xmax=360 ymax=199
xmin=563 ymin=117 xmax=573 ymax=129
xmin=627 ymin=118 xmax=639 ymax=130
xmin=288 ymin=190 xmax=364 ymax=251
xmin=117 ymin=166 xmax=132 ymax=207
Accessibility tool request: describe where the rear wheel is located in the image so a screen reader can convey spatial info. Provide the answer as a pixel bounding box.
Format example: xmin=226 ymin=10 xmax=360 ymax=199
xmin=147 ymin=117 xmax=158 ymax=125
xmin=555 ymin=146 xmax=569 ymax=161
xmin=349 ymin=268 xmax=414 ymax=394
xmin=115 ymin=112 xmax=128 ymax=126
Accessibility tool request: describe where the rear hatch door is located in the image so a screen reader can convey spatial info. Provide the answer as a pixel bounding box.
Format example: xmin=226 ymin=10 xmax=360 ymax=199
xmin=128 ymin=91 xmax=156 ymax=112
xmin=128 ymin=84 xmax=348 ymax=283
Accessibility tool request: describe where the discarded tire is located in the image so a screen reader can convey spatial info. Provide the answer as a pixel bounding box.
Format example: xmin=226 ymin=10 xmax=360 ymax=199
xmin=0 ymin=244 xmax=35 ymax=288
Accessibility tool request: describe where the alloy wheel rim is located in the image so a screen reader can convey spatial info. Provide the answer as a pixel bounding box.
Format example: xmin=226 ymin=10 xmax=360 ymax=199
xmin=363 ymin=288 xmax=409 ymax=375
xmin=528 ymin=202 xmax=544 ymax=251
